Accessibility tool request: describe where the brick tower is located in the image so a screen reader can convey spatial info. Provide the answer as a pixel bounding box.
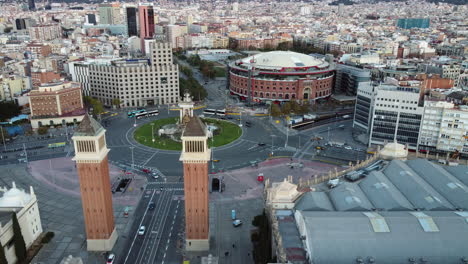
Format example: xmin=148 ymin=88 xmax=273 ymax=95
xmin=72 ymin=115 xmax=118 ymax=251
xmin=180 ymin=115 xmax=211 ymax=251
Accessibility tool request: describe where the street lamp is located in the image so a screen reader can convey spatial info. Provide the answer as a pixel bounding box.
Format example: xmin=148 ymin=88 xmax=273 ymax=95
xmin=130 ymin=146 xmax=135 ymax=170
xmin=151 ymin=123 xmax=155 ymax=143
xmin=284 ymin=124 xmax=289 ymax=148
xmin=270 ymin=135 xmax=276 ymax=156
xmin=133 ymin=117 xmax=137 ymax=127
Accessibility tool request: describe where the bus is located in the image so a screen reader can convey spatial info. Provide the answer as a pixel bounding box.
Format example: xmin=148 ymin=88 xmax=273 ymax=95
xmin=203 ymin=109 xmax=217 ymax=115
xmin=147 ymin=110 xmax=159 ymax=116
xmin=127 ymin=109 xmax=146 ymax=118
xmin=48 ymin=142 xmax=66 ymax=149
xmin=216 ymin=109 xmax=226 ymax=116
xmin=135 ymin=112 xmax=148 ymax=119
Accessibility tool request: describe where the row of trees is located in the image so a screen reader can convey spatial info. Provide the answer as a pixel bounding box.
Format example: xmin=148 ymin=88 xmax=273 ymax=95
xmin=179 ymin=77 xmax=207 ymax=101
xmin=270 ymin=100 xmax=310 ymax=117
xmin=251 ymin=211 xmax=276 ymax=264
xmin=186 ymin=55 xmax=226 ymax=79
xmin=0 ymin=102 xmax=21 ymax=122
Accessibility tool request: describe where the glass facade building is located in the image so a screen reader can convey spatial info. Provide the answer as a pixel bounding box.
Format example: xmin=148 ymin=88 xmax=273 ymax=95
xmin=396 ymin=18 xmax=430 ymax=29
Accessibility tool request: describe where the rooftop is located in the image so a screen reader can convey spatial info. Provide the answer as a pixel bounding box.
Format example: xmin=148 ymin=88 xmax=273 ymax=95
xmin=73 ymin=115 xmax=104 ymax=137
xmin=183 ymin=115 xmax=206 ymax=137
xmin=239 ymin=51 xmax=327 ymax=69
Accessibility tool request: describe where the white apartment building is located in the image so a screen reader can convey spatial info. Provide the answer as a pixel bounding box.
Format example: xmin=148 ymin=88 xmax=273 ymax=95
xmin=353 ymin=82 xmax=424 ymax=149
xmin=28 ymin=24 xmax=62 ymax=41
xmin=88 ymin=42 xmax=179 ymax=107
xmin=419 ymin=101 xmax=468 ymax=155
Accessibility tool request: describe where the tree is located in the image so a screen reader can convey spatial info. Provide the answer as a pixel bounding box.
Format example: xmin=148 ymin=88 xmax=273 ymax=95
xmin=290 ymin=100 xmax=301 ymax=114
xmin=300 ymin=101 xmax=310 ymax=114
xmin=0 ymin=241 xmax=7 ymax=264
xmin=111 ymin=98 xmax=121 ymax=108
xmin=0 ymin=101 xmax=21 ymax=122
xmin=270 ymin=104 xmax=281 ymax=117
xmin=281 ymin=102 xmax=292 ymax=115
xmin=12 ymin=213 xmax=27 ymax=263
xmin=92 ymin=100 xmax=104 ymax=116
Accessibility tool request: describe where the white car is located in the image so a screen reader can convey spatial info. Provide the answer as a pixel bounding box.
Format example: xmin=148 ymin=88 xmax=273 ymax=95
xmin=152 ymin=172 xmax=159 ymax=179
xmin=106 ymin=253 xmax=115 ymax=264
xmin=138 ymin=226 xmax=146 ymax=235
xmin=233 ymin=219 xmax=242 ymax=227
xmin=344 ymin=146 xmax=353 ymax=150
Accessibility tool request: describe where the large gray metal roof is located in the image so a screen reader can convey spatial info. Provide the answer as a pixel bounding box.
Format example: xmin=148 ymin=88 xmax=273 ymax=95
xmin=276 ymin=211 xmax=307 ymax=264
xmin=383 ymin=160 xmax=454 ymax=210
xmin=359 ymin=171 xmax=414 ymax=211
xmin=406 ymin=159 xmax=468 ymax=210
xmin=443 ymin=165 xmax=468 ymax=186
xmin=294 ymin=191 xmax=334 ymax=211
xmin=297 ymin=210 xmax=468 ymax=264
xmin=328 ymin=182 xmax=374 ymax=211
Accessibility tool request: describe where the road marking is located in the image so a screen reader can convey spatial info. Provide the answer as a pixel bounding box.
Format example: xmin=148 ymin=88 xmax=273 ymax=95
xmin=123 ymin=190 xmax=156 ymax=264
xmin=142 ymin=150 xmax=159 ymax=166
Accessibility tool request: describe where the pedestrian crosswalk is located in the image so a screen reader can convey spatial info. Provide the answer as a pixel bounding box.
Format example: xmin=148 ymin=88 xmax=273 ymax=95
xmin=147 ymin=187 xmax=184 ymax=191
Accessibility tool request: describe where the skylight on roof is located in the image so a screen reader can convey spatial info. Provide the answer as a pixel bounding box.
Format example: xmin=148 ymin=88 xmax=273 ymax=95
xmin=363 ymin=212 xmax=390 ymax=233
xmin=410 ymin=212 xmax=439 ymax=232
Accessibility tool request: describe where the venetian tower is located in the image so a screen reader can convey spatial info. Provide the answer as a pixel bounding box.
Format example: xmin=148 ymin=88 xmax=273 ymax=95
xmin=72 ymin=115 xmax=118 ymax=251
xmin=179 ymin=98 xmax=211 ymax=251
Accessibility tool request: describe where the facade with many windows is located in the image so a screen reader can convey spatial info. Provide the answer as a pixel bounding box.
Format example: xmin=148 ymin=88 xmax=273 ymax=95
xmin=353 ymin=82 xmax=424 ymax=149
xmin=418 ymin=101 xmax=468 ymax=155
xmin=88 ymin=42 xmax=179 ymax=107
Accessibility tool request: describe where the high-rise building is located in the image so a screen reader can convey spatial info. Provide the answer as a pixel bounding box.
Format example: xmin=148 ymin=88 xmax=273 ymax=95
xmin=396 ymin=18 xmax=430 ymax=29
xmin=186 ymin=14 xmax=193 ymax=26
xmin=334 ymin=64 xmax=371 ymax=95
xmin=99 ymin=3 xmax=121 ymax=25
xmin=86 ymin=14 xmax=96 ymax=25
xmin=126 ymin=6 xmax=138 ymax=37
xmin=138 ymin=4 xmax=155 ymax=53
xmin=353 ymin=82 xmax=424 ymax=149
xmin=28 ymin=0 xmax=35 ymax=11
xmin=72 ymin=115 xmax=118 ymax=251
xmin=179 ymin=99 xmax=210 ymax=251
xmin=15 ymin=18 xmax=27 ymax=30
xmin=88 ymin=42 xmax=179 ymax=107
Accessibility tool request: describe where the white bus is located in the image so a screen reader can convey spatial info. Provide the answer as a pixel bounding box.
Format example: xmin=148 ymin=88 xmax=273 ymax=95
xmin=135 ymin=111 xmax=148 ymax=119
xmin=147 ymin=110 xmax=159 ymax=116
xmin=203 ymin=109 xmax=217 ymax=115
xmin=216 ymin=109 xmax=226 ymax=116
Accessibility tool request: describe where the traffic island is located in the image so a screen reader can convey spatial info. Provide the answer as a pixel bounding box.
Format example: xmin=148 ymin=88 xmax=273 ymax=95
xmin=133 ymin=117 xmax=242 ymax=151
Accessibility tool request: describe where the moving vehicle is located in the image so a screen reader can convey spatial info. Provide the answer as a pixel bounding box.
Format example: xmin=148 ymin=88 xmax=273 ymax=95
xmin=149 ymin=202 xmax=155 ymax=210
xmin=127 ymin=109 xmax=146 ymax=118
xmin=203 ymin=109 xmax=217 ymax=115
xmin=152 ymin=172 xmax=159 ymax=179
xmin=216 ymin=109 xmax=226 ymax=116
xmin=106 ymin=253 xmax=115 ymax=264
xmin=257 ymin=143 xmax=266 ymax=147
xmin=342 ymin=115 xmax=350 ymax=119
xmin=316 ymin=146 xmax=325 ymax=150
xmin=135 ymin=110 xmax=160 ymax=119
xmin=142 ymin=169 xmax=151 ymax=174
xmin=344 ymin=146 xmax=353 ymax=150
xmin=48 ymin=142 xmax=66 ymax=149
xmin=245 ymin=121 xmax=252 ymax=127
xmin=138 ymin=226 xmax=146 ymax=235
xmin=233 ymin=219 xmax=242 ymax=227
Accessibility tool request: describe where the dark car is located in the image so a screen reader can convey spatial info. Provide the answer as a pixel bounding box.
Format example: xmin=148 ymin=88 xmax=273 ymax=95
xmin=257 ymin=143 xmax=266 ymax=147
xmin=149 ymin=202 xmax=155 ymax=210
xmin=245 ymin=121 xmax=252 ymax=127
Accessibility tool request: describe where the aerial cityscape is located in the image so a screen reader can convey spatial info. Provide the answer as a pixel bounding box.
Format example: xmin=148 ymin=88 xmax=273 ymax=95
xmin=0 ymin=0 xmax=467 ymax=263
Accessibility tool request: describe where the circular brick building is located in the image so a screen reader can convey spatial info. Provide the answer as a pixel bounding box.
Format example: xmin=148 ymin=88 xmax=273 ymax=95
xmin=229 ymin=51 xmax=334 ymax=103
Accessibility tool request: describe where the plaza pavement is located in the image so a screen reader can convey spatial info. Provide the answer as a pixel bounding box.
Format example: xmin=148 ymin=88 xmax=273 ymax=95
xmin=0 ymin=157 xmax=146 ymax=264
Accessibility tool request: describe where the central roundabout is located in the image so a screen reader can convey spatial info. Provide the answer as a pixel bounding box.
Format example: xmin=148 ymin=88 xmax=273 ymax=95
xmin=133 ymin=92 xmax=242 ymax=151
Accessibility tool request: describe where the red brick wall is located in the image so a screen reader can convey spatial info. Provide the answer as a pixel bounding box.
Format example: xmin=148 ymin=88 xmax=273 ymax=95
xmin=77 ymin=156 xmax=115 ymax=240
xmin=183 ymin=162 xmax=209 ymax=240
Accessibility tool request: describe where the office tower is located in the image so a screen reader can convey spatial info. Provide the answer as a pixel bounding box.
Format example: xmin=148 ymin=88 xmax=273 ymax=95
xmin=334 ymin=64 xmax=371 ymax=95
xmin=169 ymin=16 xmax=176 ymax=25
xmin=72 ymin=115 xmax=118 ymax=251
xmin=86 ymin=14 xmax=96 ymax=25
xmin=396 ymin=18 xmax=430 ymax=29
xmin=15 ymin=18 xmax=27 ymax=30
xmin=28 ymin=0 xmax=35 ymax=11
xmin=138 ymin=4 xmax=155 ymax=53
xmin=88 ymin=42 xmax=178 ymax=107
xmin=99 ymin=3 xmax=121 ymax=25
xmin=126 ymin=6 xmax=138 ymax=37
xmin=179 ymin=106 xmax=211 ymax=251
xmin=187 ymin=14 xmax=193 ymax=26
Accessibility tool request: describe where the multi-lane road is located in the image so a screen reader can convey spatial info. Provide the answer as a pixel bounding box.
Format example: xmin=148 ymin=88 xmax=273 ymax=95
xmin=122 ymin=183 xmax=184 ymax=264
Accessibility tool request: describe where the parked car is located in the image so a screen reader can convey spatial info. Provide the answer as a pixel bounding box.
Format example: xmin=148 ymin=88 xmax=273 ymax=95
xmin=106 ymin=253 xmax=115 ymax=264
xmin=138 ymin=226 xmax=146 ymax=235
xmin=233 ymin=219 xmax=242 ymax=227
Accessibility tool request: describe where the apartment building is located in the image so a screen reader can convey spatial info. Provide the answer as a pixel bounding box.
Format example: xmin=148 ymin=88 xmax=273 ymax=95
xmin=423 ymin=61 xmax=461 ymax=87
xmin=353 ymin=82 xmax=424 ymax=149
xmin=31 ymin=69 xmax=61 ymax=88
xmin=88 ymin=42 xmax=178 ymax=107
xmin=419 ymin=101 xmax=468 ymax=155
xmin=28 ymin=24 xmax=62 ymax=41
